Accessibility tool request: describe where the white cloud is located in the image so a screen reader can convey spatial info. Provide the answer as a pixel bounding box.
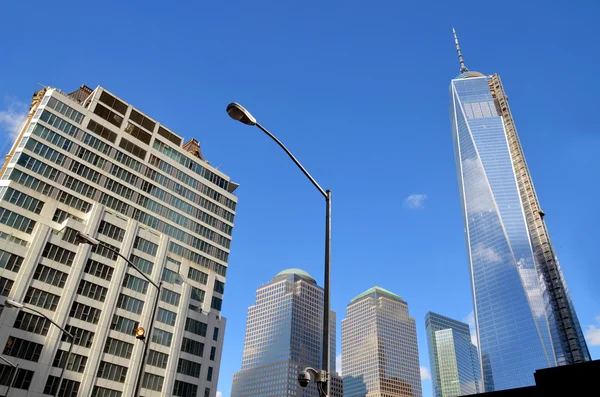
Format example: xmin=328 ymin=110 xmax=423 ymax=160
xmin=585 ymin=316 xmax=600 ymax=346
xmin=463 ymin=311 xmax=478 ymax=347
xmin=216 ymin=392 xmax=223 ymax=397
xmin=471 ymin=243 xmax=503 ymax=265
xmin=0 ymin=98 xmax=28 ymax=141
xmin=420 ymin=366 xmax=431 ymax=381
xmin=404 ymin=194 xmax=427 ymax=209
xmin=336 ymin=354 xmax=342 ymax=376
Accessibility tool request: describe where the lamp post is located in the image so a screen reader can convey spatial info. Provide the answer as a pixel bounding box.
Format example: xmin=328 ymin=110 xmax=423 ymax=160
xmin=0 ymin=355 xmax=18 ymax=397
xmin=226 ymin=102 xmax=332 ymax=397
xmin=4 ymin=300 xmax=73 ymax=397
xmin=75 ymin=232 xmax=162 ymax=397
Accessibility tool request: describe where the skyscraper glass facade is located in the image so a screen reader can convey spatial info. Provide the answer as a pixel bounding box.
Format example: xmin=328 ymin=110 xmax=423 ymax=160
xmin=450 ymin=32 xmax=590 ymax=392
xmin=425 ymin=312 xmax=481 ymax=397
xmin=231 ymin=268 xmax=339 ymax=397
xmin=342 ymin=287 xmax=422 ymax=397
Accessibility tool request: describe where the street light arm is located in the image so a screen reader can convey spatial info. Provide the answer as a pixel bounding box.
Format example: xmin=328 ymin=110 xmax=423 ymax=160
xmin=255 ymin=122 xmax=328 ymax=199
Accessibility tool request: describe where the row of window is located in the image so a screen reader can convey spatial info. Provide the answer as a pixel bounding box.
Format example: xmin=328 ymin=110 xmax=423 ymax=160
xmin=149 ymin=153 xmax=236 ymax=215
xmin=46 ymin=96 xmax=85 ymax=124
xmin=0 ymin=206 xmax=36 ymax=233
xmin=153 ymin=139 xmax=231 ymax=194
xmin=134 ymin=209 xmax=228 ymax=262
xmin=0 ymin=186 xmax=44 ymax=214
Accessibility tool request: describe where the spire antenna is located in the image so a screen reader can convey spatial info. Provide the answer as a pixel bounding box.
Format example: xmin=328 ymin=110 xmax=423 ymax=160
xmin=453 ymin=28 xmax=469 ymax=73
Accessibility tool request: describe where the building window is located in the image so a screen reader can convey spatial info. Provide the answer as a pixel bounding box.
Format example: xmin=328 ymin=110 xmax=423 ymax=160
xmin=111 ymin=315 xmax=139 ymax=335
xmin=141 ymin=372 xmax=164 ymax=392
xmin=0 ymin=366 xmax=34 ymax=390
xmin=129 ymin=109 xmax=156 ymax=132
xmin=173 ymin=381 xmax=198 ymax=397
xmin=213 ymin=327 xmax=219 ymax=341
xmin=160 ymin=288 xmax=181 ymax=307
xmin=161 ymin=267 xmax=178 ymax=284
xmin=24 ymin=287 xmax=60 ymax=311
xmin=3 ymin=336 xmax=43 ymax=362
xmin=214 ymin=280 xmax=225 ymax=294
xmin=1 ymin=187 xmax=44 ymax=213
xmin=156 ymin=308 xmax=177 ymax=326
xmin=77 ymin=280 xmax=108 ymax=302
xmin=133 ymin=237 xmax=158 ymax=256
xmin=99 ymin=91 xmax=128 ymax=115
xmin=177 ymin=358 xmax=201 ymax=377
xmin=0 ymin=207 xmax=36 ymax=233
xmin=84 ymin=259 xmax=114 ymax=281
xmin=0 ymin=277 xmax=14 ymax=296
xmin=122 ymin=273 xmax=149 ymax=294
xmin=44 ymin=377 xmax=80 ymax=397
xmin=33 ymin=264 xmax=68 ymax=287
xmin=98 ymin=221 xmax=125 ymax=242
xmin=147 ymin=350 xmax=169 ymax=369
xmin=129 ymin=254 xmax=153 ymax=275
xmin=97 ymin=361 xmax=128 ymax=383
xmin=116 ymin=293 xmax=144 ymax=314
xmin=188 ymin=267 xmax=209 ymax=285
xmin=119 ymin=137 xmax=147 ymax=160
xmin=104 ymin=337 xmax=134 ymax=359
xmin=185 ymin=317 xmax=207 ymax=337
xmin=13 ymin=311 xmax=51 ymax=336
xmin=211 ymin=296 xmax=223 ymax=311
xmin=69 ymin=302 xmax=101 ymax=324
xmin=42 ymin=243 xmax=76 ymax=266
xmin=0 ymin=249 xmax=23 ymax=272
xmin=53 ymin=349 xmax=88 ymax=372
xmin=93 ymin=103 xmax=123 ymax=128
xmin=151 ymin=328 xmax=173 ymax=347
xmin=207 ymin=366 xmax=213 ymax=381
xmin=63 ymin=325 xmax=95 ymax=348
xmin=52 ymin=209 xmax=83 ymax=224
xmin=91 ymin=386 xmax=122 ymax=397
xmin=181 ymin=337 xmax=204 ymax=357
xmin=91 ymin=241 xmax=120 ymax=261
xmin=190 ymin=287 xmax=205 ymax=303
xmin=210 ymin=346 xmax=216 ymax=361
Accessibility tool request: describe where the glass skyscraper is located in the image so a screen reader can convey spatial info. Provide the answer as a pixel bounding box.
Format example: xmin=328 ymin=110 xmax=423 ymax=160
xmin=230 ymin=268 xmax=340 ymax=397
xmin=342 ymin=287 xmax=422 ymax=397
xmin=449 ymin=30 xmax=590 ymax=392
xmin=425 ymin=312 xmax=481 ymax=397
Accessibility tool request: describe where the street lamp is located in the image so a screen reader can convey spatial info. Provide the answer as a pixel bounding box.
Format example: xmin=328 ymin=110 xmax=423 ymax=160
xmin=4 ymin=300 xmax=73 ymax=397
xmin=226 ymin=102 xmax=332 ymax=397
xmin=75 ymin=232 xmax=162 ymax=397
xmin=0 ymin=355 xmax=18 ymax=397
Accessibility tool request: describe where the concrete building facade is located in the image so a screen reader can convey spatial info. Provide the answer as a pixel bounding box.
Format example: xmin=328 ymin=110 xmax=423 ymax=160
xmin=0 ymin=85 xmax=237 ymax=396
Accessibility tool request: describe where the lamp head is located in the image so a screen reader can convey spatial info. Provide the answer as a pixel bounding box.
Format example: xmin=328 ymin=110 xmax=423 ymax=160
xmin=135 ymin=327 xmax=146 ymax=340
xmin=4 ymin=299 xmax=24 ymax=309
xmin=226 ymin=102 xmax=257 ymax=126
xmin=75 ymin=232 xmax=99 ymax=247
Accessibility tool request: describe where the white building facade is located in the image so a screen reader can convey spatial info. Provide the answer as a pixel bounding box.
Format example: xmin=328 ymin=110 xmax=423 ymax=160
xmin=0 ymin=85 xmax=238 ymax=396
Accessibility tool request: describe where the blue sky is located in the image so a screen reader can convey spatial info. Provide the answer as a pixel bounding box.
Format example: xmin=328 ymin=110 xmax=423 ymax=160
xmin=1 ymin=1 xmax=599 ymax=396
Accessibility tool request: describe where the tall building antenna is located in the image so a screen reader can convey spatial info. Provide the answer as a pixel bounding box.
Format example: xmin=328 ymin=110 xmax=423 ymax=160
xmin=453 ymin=28 xmax=469 ymax=73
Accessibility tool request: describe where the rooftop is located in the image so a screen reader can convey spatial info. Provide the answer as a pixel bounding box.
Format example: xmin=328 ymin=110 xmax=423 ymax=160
xmin=273 ymin=268 xmax=316 ymax=284
xmin=351 ymin=286 xmax=403 ymax=303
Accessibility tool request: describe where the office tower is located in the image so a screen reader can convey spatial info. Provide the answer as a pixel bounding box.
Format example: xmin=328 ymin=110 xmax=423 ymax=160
xmin=0 ymin=85 xmax=237 ymax=396
xmin=425 ymin=312 xmax=482 ymax=397
xmin=449 ymin=30 xmax=590 ymax=391
xmin=231 ymin=268 xmax=340 ymax=397
xmin=342 ymin=286 xmax=422 ymax=397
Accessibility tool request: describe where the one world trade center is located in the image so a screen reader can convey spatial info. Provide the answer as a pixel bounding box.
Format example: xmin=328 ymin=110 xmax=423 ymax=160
xmin=449 ymin=29 xmax=590 ymax=392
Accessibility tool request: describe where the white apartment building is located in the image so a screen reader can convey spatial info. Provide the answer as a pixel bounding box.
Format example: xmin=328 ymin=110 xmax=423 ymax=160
xmin=0 ymin=84 xmax=238 ymax=396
